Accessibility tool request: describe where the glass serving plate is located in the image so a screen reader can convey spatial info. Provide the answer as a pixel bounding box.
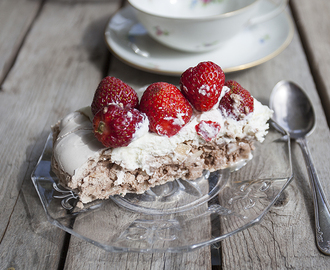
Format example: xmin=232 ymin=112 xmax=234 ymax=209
xmin=31 ymin=121 xmax=293 ymax=253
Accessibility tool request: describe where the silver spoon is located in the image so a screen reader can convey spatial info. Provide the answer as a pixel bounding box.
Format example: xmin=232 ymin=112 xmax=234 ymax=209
xmin=270 ymin=80 xmax=330 ymax=255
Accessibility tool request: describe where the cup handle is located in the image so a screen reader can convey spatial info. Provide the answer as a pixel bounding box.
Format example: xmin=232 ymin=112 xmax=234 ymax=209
xmin=248 ymin=0 xmax=288 ymax=25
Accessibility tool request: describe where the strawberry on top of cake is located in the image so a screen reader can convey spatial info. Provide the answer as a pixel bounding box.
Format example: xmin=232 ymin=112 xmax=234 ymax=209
xmin=51 ymin=61 xmax=273 ymax=206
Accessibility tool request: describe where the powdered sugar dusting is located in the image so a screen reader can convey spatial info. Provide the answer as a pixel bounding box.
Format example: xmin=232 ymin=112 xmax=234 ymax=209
xmin=196 ymin=121 xmax=221 ymax=141
xmin=127 ymin=111 xmax=133 ymax=118
xmin=198 ymin=84 xmax=210 ymax=96
xmin=174 ymin=111 xmax=187 ymax=126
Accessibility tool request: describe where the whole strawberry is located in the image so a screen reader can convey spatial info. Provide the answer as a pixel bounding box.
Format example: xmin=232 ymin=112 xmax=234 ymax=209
xmin=139 ymin=82 xmax=193 ymax=137
xmin=219 ymin=80 xmax=254 ymax=120
xmin=93 ymin=104 xmax=147 ymax=148
xmin=180 ymin=61 xmax=225 ymax=112
xmin=195 ymin=120 xmax=221 ymax=141
xmin=91 ymin=76 xmax=139 ymax=115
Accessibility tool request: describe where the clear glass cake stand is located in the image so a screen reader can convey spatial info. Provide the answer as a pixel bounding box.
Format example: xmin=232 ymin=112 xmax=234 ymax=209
xmin=31 ymin=121 xmax=293 ymax=253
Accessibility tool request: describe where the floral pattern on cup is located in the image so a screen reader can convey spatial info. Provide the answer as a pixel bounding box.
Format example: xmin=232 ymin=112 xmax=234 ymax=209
xmin=200 ymin=0 xmax=224 ymax=5
xmin=190 ymin=0 xmax=224 ymax=8
xmin=200 ymin=39 xmax=220 ymax=49
xmin=154 ymin=26 xmax=169 ymax=36
xmin=260 ymin=34 xmax=271 ymax=44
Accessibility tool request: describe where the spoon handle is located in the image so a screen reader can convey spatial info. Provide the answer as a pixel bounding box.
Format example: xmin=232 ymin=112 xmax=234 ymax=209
xmin=297 ymin=137 xmax=330 ymax=255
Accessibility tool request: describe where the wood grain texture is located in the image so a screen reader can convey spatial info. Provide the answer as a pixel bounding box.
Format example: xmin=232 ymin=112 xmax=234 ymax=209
xmin=290 ymin=0 xmax=330 ymax=125
xmin=0 ymin=0 xmax=121 ymax=268
xmin=64 ymin=241 xmax=211 ymax=270
xmin=0 ymin=0 xmax=42 ymax=83
xmin=221 ymin=14 xmax=330 ymax=269
xmin=1 ymin=0 xmax=330 ymax=269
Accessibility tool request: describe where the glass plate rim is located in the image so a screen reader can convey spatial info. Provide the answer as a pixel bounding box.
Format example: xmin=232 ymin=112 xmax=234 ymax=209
xmin=31 ymin=121 xmax=293 ymax=253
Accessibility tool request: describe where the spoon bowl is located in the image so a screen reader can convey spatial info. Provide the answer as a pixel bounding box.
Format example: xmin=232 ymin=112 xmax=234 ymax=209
xmin=270 ymin=80 xmax=330 ymax=255
xmin=270 ymin=80 xmax=315 ymax=138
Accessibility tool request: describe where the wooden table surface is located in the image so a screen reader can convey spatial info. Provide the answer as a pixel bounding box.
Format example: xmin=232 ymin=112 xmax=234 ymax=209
xmin=1 ymin=0 xmax=330 ymax=269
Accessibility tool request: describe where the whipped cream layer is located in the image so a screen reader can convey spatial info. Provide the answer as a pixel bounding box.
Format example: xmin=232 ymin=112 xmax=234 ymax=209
xmin=52 ymin=88 xmax=273 ymax=178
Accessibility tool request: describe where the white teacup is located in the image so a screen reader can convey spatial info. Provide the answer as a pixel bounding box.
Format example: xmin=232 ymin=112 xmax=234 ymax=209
xmin=128 ymin=0 xmax=288 ymax=52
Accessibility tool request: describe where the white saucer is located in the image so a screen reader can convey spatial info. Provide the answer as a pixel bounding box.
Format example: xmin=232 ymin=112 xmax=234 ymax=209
xmin=105 ymin=2 xmax=294 ymax=76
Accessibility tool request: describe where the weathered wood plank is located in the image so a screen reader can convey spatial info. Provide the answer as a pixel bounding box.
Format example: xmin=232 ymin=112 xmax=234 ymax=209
xmin=0 ymin=0 xmax=42 ymax=83
xmin=64 ymin=241 xmax=211 ymax=270
xmin=290 ymin=0 xmax=330 ymax=125
xmin=221 ymin=11 xmax=330 ymax=269
xmin=0 ymin=0 xmax=121 ymax=268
